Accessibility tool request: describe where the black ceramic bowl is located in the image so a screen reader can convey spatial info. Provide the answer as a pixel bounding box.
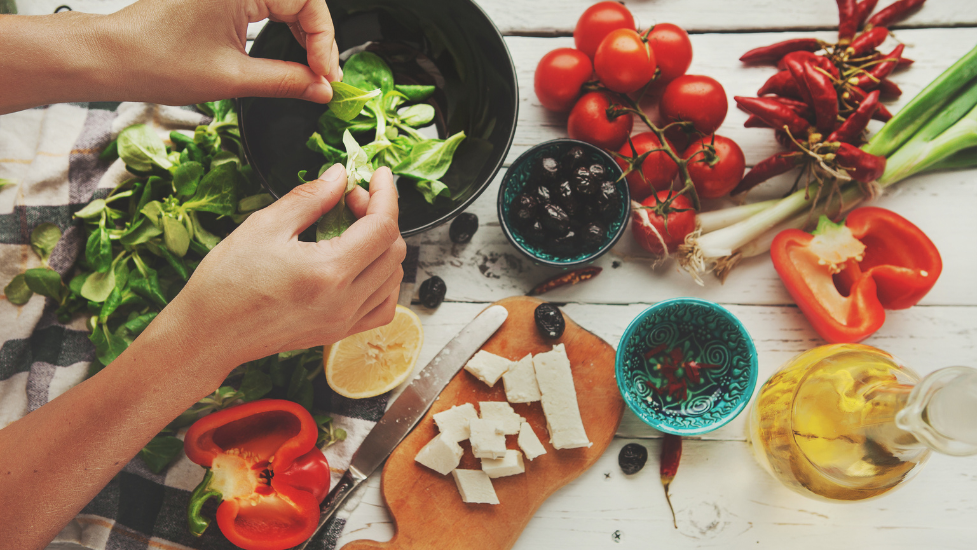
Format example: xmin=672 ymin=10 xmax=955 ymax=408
xmin=240 ymin=0 xmax=518 ymax=237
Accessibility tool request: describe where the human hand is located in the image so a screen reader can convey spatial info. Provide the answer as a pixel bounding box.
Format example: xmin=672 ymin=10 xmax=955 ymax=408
xmin=100 ymin=0 xmax=342 ymax=105
xmin=165 ymin=164 xmax=406 ymax=382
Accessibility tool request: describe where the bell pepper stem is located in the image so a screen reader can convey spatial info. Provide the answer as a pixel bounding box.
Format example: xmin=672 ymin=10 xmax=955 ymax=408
xmin=188 ymin=469 xmax=223 ymax=537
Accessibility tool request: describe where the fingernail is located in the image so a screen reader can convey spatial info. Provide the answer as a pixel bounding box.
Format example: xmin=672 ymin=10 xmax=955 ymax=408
xmin=328 ymin=65 xmax=343 ymax=82
xmin=300 ymin=81 xmax=332 ymax=103
xmin=319 ymin=163 xmax=345 ymax=183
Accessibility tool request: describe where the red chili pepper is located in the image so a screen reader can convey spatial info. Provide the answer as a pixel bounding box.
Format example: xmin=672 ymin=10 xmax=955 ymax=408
xmin=730 ymin=152 xmax=805 ymax=195
xmin=740 ymin=38 xmax=821 ymax=64
xmin=528 ymin=266 xmax=602 ymax=296
xmin=734 ymin=96 xmax=811 ymax=137
xmin=771 ymin=208 xmax=941 ymax=343
xmin=834 ymin=142 xmax=886 ymax=182
xmin=768 ymin=96 xmax=815 ymax=120
xmin=777 ymin=51 xmax=840 ymax=79
xmin=874 ymin=102 xmax=893 ymax=121
xmin=660 ymin=434 xmax=682 ymax=529
xmin=898 ymin=56 xmax=914 ymax=68
xmin=828 ymin=89 xmax=880 ymax=144
xmin=879 ymin=78 xmax=902 ymax=98
xmin=866 ymin=0 xmax=926 ymax=29
xmin=855 ymin=44 xmax=904 ymax=89
xmin=837 ymin=0 xmax=859 ymax=42
xmin=848 ymin=27 xmax=889 ymax=57
xmin=184 ymin=400 xmax=330 ymax=550
xmin=758 ymin=71 xmax=804 ymax=100
xmin=854 ymin=0 xmax=880 ymax=29
xmin=783 ymin=56 xmax=815 ymax=107
xmin=744 ymin=114 xmax=770 ymax=128
xmin=794 ymin=62 xmax=840 ymax=134
xmin=846 ymin=86 xmax=894 ymax=121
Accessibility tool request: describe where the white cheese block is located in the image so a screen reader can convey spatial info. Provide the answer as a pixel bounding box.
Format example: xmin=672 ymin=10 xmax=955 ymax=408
xmin=433 ymin=403 xmax=478 ymax=443
xmin=532 ymin=344 xmax=592 ymax=449
xmin=469 ymin=418 xmax=507 ymax=459
xmin=451 ymin=469 xmax=499 ymax=504
xmin=414 ymin=434 xmax=463 ymax=475
xmin=478 ymin=401 xmax=524 ymax=435
xmin=463 ymin=350 xmax=513 ymax=387
xmin=502 ymin=353 xmax=542 ymax=403
xmin=517 ymin=422 xmax=547 ymax=460
xmin=481 ymin=449 xmax=525 ymax=478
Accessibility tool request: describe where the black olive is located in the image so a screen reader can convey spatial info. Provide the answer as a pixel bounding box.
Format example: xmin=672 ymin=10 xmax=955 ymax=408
xmin=534 ymin=303 xmax=565 ymax=339
xmin=449 ymin=213 xmax=479 ymax=244
xmin=554 ymin=180 xmax=579 ymax=217
xmin=597 ymin=180 xmax=622 ymax=223
xmin=572 ymin=169 xmax=598 ymax=197
xmin=525 ymin=219 xmax=546 ymax=244
xmin=418 ymin=276 xmax=447 ymax=309
xmin=510 ymin=194 xmax=538 ymax=229
xmin=588 ymin=163 xmax=606 ymax=181
xmin=551 ymin=229 xmax=578 ymax=255
xmin=561 ymin=146 xmax=588 ymax=175
xmin=532 ymin=183 xmax=552 ymax=204
xmin=532 ymin=156 xmax=561 ymax=186
xmin=580 ymin=221 xmax=607 ymax=251
xmin=538 ymin=203 xmax=569 ymax=236
xmin=618 ymin=443 xmax=648 ymax=475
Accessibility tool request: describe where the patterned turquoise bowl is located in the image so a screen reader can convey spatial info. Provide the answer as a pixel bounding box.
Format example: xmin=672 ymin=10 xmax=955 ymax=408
xmin=497 ymin=139 xmax=629 ymax=267
xmin=616 ymin=298 xmax=758 ymax=436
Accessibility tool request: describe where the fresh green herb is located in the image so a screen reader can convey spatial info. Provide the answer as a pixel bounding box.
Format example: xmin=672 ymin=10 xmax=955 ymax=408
xmin=341 ymin=51 xmax=395 ymax=95
xmin=30 ymin=223 xmax=61 ymax=264
xmin=118 ymin=124 xmax=173 ymax=172
xmin=329 ymin=82 xmax=383 ymax=122
xmin=139 ymin=435 xmax=185 ymax=474
xmin=395 ymin=84 xmax=436 ymax=102
xmin=314 ymin=414 xmax=347 ymax=448
xmin=3 ymin=274 xmax=32 ymax=305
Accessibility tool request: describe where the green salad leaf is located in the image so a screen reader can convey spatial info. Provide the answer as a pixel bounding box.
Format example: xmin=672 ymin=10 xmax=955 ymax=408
xmin=328 ymin=82 xmax=382 ymax=122
xmin=342 ymin=51 xmax=395 ymax=95
xmin=118 ymin=124 xmax=173 ymax=172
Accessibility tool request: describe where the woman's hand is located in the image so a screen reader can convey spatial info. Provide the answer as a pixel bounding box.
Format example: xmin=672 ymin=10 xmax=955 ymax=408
xmin=165 ymin=164 xmax=407 ymax=385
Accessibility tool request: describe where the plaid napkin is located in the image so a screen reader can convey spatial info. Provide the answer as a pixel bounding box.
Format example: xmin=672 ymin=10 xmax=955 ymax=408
xmin=0 ymin=102 xmax=418 ymax=550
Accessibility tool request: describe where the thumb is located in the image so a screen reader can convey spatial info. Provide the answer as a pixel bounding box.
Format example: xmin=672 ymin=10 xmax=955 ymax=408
xmin=238 ymin=57 xmax=334 ymax=103
xmin=263 ymin=164 xmax=348 ymax=239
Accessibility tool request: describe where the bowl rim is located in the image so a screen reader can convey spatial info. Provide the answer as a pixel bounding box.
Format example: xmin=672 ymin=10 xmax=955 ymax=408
xmin=614 ymin=297 xmax=759 ymax=436
xmin=496 ymin=138 xmax=630 ymax=268
xmin=238 ymin=0 xmax=519 ymax=238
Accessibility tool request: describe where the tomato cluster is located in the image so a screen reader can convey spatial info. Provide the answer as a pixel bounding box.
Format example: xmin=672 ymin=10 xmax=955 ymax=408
xmin=533 ymin=2 xmax=746 ymax=256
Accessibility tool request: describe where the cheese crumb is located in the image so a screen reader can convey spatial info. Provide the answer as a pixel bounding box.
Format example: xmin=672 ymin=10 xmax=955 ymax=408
xmin=517 ymin=422 xmax=547 ymax=460
xmin=479 ymin=401 xmax=524 ymax=435
xmin=502 ymin=353 xmax=542 ymax=403
xmin=452 ymin=469 xmax=499 ymax=504
xmin=533 ymin=344 xmax=591 ymax=449
xmin=433 ymin=403 xmax=478 ymax=443
xmin=464 ymin=350 xmax=513 ymax=387
xmin=414 ymin=434 xmax=463 ymax=475
xmin=469 ymin=418 xmax=507 ymax=459
xmin=481 ymin=449 xmax=525 ymax=478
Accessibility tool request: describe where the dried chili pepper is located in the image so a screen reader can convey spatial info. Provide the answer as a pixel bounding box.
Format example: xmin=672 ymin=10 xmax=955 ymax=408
xmin=866 ymin=0 xmax=926 ymax=29
xmin=777 ymin=51 xmax=840 ymax=79
xmin=834 ymin=142 xmax=887 ymax=182
xmin=527 ymin=266 xmax=602 ymax=296
xmin=874 ymin=103 xmax=893 ymax=122
xmin=848 ymin=26 xmax=889 ymax=57
xmin=734 ymin=96 xmax=811 ymax=136
xmin=898 ymin=57 xmax=914 ymax=68
xmin=783 ymin=56 xmax=815 ymax=106
xmin=828 ymin=89 xmax=880 ymax=144
xmin=854 ymin=0 xmax=880 ymax=29
xmin=744 ymin=114 xmax=770 ymax=128
xmin=758 ymin=70 xmax=804 ymax=100
xmin=802 ymin=62 xmax=841 ymax=134
xmin=854 ymin=44 xmax=904 ymax=89
xmin=731 ymin=152 xmax=805 ymax=195
xmin=879 ymin=78 xmax=902 ymax=98
xmin=836 ymin=0 xmax=859 ymax=42
xmin=739 ymin=38 xmax=821 ymax=64
xmin=846 ymin=86 xmax=893 ymax=121
xmin=660 ymin=434 xmax=682 ymax=529
xmin=768 ymin=96 xmax=815 ymax=119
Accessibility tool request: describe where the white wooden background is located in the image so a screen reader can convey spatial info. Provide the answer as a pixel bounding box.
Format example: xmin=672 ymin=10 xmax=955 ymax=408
xmin=17 ymin=1 xmax=977 ymax=548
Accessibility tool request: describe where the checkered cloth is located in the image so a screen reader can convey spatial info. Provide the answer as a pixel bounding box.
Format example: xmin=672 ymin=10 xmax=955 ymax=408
xmin=0 ymin=102 xmax=420 ymax=550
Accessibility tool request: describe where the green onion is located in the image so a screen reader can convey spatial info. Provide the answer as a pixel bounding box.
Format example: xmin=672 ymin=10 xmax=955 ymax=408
xmin=930 ymin=147 xmax=977 ymax=171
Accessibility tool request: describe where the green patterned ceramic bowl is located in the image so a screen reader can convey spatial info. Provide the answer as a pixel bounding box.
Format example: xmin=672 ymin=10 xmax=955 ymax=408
xmin=497 ymin=139 xmax=629 ymax=267
xmin=616 ymin=298 xmax=758 ymax=435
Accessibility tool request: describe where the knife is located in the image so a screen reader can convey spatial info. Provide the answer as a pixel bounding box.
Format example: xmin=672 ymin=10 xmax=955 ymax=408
xmin=295 ymin=304 xmax=509 ymax=549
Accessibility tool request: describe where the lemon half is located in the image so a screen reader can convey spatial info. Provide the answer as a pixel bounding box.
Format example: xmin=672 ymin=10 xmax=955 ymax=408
xmin=325 ymin=305 xmax=424 ymax=399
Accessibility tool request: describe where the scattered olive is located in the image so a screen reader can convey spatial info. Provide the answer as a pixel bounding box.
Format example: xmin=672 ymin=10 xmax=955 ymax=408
xmin=580 ymin=221 xmax=607 ymax=251
xmin=449 ymin=212 xmax=479 ymax=244
xmin=534 ymin=303 xmax=566 ymax=339
xmin=618 ymin=443 xmax=648 ymax=475
xmin=510 ymin=194 xmax=538 ymax=229
xmin=539 ymin=203 xmax=570 ymax=236
xmin=418 ymin=276 xmax=447 ymax=309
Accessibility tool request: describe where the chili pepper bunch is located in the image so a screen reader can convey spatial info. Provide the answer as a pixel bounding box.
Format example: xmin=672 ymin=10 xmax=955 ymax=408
xmin=642 ymin=343 xmax=719 ymax=402
xmin=733 ymin=0 xmax=927 ymax=200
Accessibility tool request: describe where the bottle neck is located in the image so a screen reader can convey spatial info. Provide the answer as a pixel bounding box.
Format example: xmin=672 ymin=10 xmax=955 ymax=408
xmin=895 ymin=366 xmax=977 ymax=457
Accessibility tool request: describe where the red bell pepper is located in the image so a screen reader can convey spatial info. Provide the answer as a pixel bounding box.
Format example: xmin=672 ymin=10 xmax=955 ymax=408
xmin=184 ymin=399 xmax=331 ymax=550
xmin=771 ymin=207 xmax=942 ymax=343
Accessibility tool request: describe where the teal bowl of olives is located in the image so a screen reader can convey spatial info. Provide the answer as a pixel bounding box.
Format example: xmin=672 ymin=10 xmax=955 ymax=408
xmin=497 ymin=139 xmax=629 ymax=267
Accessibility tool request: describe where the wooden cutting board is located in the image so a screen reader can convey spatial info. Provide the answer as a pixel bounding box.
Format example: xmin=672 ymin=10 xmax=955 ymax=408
xmin=341 ymin=296 xmax=624 ymax=550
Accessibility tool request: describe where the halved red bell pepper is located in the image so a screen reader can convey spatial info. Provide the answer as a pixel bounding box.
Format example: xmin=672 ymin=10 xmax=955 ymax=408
xmin=771 ymin=207 xmax=942 ymax=343
xmin=184 ymin=399 xmax=331 ymax=550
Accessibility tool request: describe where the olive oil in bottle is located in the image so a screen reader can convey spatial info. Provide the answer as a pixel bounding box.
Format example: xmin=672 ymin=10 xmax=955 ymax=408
xmin=749 ymin=344 xmax=977 ymax=501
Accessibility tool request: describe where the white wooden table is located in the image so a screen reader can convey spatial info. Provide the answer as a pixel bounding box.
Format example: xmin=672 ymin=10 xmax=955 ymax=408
xmin=20 ymin=0 xmax=977 ymax=548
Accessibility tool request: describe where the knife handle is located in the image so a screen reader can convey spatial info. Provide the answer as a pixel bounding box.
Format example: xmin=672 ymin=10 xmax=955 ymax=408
xmin=295 ymin=470 xmax=360 ymax=550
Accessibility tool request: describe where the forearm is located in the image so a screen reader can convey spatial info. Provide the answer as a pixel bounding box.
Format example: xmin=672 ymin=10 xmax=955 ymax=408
xmin=0 ymin=298 xmax=236 ymax=550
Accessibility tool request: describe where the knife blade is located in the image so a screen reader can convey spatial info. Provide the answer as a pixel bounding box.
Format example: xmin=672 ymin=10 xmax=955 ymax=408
xmin=295 ymin=304 xmax=509 ymax=549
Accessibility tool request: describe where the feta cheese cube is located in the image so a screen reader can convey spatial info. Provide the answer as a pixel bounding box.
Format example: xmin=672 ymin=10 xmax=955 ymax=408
xmin=414 ymin=434 xmax=463 ymax=475
xmin=517 ymin=422 xmax=547 ymax=460
xmin=479 ymin=401 xmax=524 ymax=435
xmin=463 ymin=350 xmax=513 ymax=387
xmin=481 ymin=449 xmax=525 ymax=478
xmin=433 ymin=403 xmax=478 ymax=443
xmin=502 ymin=353 xmax=541 ymax=403
xmin=532 ymin=344 xmax=592 ymax=450
xmin=451 ymin=469 xmax=499 ymax=504
xmin=469 ymin=418 xmax=507 ymax=459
